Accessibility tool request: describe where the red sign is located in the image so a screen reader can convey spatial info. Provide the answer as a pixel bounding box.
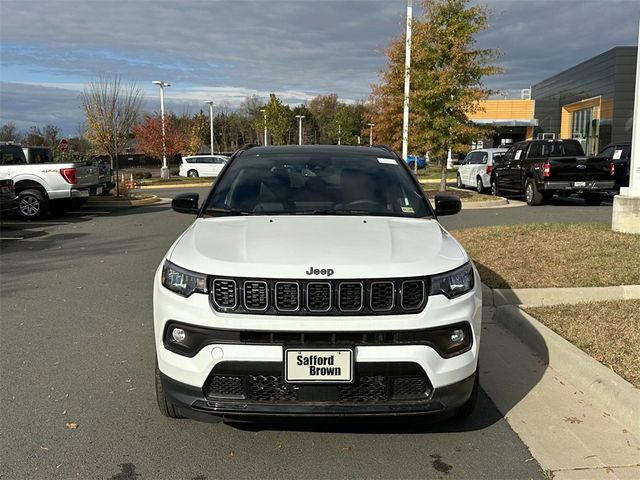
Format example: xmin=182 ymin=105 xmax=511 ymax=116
xmin=59 ymin=138 xmax=69 ymax=152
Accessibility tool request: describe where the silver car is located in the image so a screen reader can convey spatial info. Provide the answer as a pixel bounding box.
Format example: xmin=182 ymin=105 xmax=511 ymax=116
xmin=456 ymin=148 xmax=507 ymax=193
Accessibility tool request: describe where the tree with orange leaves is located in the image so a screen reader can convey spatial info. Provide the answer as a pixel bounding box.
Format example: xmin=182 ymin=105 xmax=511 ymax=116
xmin=369 ymin=0 xmax=501 ymax=190
xmin=133 ymin=114 xmax=188 ymax=163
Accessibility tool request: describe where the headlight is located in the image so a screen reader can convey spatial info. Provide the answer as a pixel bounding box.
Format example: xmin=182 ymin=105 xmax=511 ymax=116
xmin=161 ymin=261 xmax=208 ymax=297
xmin=430 ymin=262 xmax=474 ymax=298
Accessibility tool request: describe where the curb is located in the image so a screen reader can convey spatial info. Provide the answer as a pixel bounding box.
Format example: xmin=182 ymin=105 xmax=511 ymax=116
xmin=138 ymin=182 xmax=212 ymax=190
xmin=493 ymin=305 xmax=640 ymax=435
xmin=461 ymin=198 xmax=509 ymax=209
xmin=482 ymin=283 xmax=640 ymax=307
xmin=418 ymin=179 xmax=456 ymax=184
xmin=87 ymin=195 xmax=161 ymax=207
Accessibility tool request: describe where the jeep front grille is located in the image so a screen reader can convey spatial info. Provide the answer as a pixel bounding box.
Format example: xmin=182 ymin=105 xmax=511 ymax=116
xmin=306 ymin=282 xmax=331 ymax=312
xmin=208 ymin=276 xmax=429 ymax=316
xmin=275 ymin=282 xmax=300 ymax=311
xmin=212 ymin=279 xmax=237 ymax=309
xmin=243 ymin=281 xmax=268 ymax=311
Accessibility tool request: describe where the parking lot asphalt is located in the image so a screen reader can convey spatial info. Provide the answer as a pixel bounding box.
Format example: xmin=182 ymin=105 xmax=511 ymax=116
xmin=0 ymin=200 xmax=547 ymax=479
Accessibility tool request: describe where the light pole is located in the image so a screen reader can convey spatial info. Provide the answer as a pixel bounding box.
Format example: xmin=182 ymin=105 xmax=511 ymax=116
xmin=401 ymin=0 xmax=413 ymax=162
xmin=152 ymin=80 xmax=171 ymax=179
xmin=368 ymin=123 xmax=375 ymax=147
xmin=338 ymin=123 xmax=341 ymax=145
xmin=295 ymin=115 xmax=305 ymax=145
xmin=260 ymin=109 xmax=268 ymax=146
xmin=204 ymin=101 xmax=214 ymax=154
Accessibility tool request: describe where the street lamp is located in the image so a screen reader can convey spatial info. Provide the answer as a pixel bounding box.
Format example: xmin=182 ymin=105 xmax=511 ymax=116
xmin=204 ymin=101 xmax=214 ymax=154
xmin=295 ymin=115 xmax=305 ymax=145
xmin=152 ymin=80 xmax=171 ymax=179
xmin=259 ymin=109 xmax=268 ymax=146
xmin=338 ymin=123 xmax=341 ymax=145
xmin=367 ymin=123 xmax=375 ymax=147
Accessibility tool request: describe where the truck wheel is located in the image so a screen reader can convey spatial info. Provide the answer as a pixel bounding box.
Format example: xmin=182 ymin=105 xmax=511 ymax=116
xmin=583 ymin=193 xmax=603 ymax=206
xmin=476 ymin=177 xmax=485 ymax=193
xmin=490 ymin=177 xmax=499 ymax=196
xmin=187 ymin=170 xmax=199 ymax=178
xmin=17 ymin=189 xmax=49 ymax=220
xmin=454 ymin=367 xmax=479 ymax=419
xmin=524 ymin=178 xmax=544 ymax=206
xmin=155 ymin=361 xmax=184 ymax=419
xmin=456 ymin=173 xmax=463 ymax=188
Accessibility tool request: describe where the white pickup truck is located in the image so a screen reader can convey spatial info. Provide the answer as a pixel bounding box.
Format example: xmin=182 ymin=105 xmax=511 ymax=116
xmin=0 ymin=143 xmax=99 ymax=219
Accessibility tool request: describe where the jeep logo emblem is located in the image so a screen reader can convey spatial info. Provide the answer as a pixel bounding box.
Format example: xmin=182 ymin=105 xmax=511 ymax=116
xmin=305 ymin=266 xmax=334 ymax=277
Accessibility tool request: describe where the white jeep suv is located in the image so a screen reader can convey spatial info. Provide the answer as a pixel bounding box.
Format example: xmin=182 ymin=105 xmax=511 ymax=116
xmin=154 ymin=145 xmax=481 ymax=423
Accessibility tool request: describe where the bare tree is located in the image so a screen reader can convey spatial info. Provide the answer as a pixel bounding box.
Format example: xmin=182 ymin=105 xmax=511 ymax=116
xmin=81 ymin=75 xmax=143 ymax=195
xmin=0 ymin=122 xmax=22 ymax=143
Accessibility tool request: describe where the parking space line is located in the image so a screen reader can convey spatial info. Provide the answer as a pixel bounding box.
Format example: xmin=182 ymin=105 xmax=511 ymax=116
xmin=0 ymin=222 xmax=64 ymax=226
xmin=0 ymin=237 xmax=24 ymax=240
xmin=67 ymin=210 xmax=112 ymax=214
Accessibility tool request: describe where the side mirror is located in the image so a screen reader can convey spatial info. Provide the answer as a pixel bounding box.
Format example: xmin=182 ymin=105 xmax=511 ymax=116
xmin=434 ymin=193 xmax=461 ymax=216
xmin=172 ymin=193 xmax=199 ymax=214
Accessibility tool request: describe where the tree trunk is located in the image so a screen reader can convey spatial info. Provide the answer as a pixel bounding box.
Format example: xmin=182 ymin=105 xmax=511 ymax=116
xmin=440 ymin=154 xmax=447 ymax=192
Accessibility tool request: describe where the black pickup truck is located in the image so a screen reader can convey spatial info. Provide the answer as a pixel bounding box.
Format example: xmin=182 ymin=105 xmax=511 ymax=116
xmin=490 ymin=139 xmax=614 ymax=206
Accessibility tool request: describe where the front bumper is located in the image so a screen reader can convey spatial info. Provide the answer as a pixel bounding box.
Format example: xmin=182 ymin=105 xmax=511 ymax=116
xmin=0 ymin=195 xmax=19 ymax=213
xmin=154 ymin=265 xmax=483 ymax=420
xmin=160 ymin=368 xmax=476 ymax=420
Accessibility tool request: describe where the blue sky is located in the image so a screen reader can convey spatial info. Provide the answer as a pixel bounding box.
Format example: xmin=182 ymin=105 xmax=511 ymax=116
xmin=1 ymin=0 xmax=639 ymax=135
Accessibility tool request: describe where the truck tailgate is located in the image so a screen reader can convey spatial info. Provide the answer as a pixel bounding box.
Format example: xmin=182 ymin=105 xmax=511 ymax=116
xmin=74 ymin=162 xmax=99 ymax=188
xmin=548 ymin=156 xmax=611 ymax=181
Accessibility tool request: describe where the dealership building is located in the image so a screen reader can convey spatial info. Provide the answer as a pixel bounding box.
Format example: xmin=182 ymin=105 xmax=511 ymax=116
xmin=532 ymin=46 xmax=637 ymax=155
xmin=467 ymin=46 xmax=637 ymax=153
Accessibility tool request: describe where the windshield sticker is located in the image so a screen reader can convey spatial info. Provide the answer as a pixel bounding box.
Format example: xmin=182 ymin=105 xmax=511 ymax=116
xmin=377 ymin=158 xmax=397 ymax=165
xmin=401 ymin=206 xmax=414 ymax=213
xmin=613 ymin=149 xmax=623 ymax=160
xmin=514 ymin=150 xmax=522 ymax=160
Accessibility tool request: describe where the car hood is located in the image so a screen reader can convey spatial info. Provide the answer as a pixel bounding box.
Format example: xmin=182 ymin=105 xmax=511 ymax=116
xmin=168 ymin=216 xmax=468 ymax=279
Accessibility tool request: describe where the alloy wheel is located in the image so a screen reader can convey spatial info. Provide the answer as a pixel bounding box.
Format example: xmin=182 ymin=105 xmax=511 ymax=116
xmin=19 ymin=195 xmax=40 ymax=218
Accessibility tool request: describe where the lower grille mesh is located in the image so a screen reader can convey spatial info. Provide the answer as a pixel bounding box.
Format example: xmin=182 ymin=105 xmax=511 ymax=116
xmin=205 ymin=375 xmax=431 ymax=403
xmin=204 ymin=375 xmax=244 ymax=399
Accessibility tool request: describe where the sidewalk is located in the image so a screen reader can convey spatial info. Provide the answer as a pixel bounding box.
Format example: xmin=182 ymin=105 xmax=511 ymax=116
xmin=481 ymin=306 xmax=640 ymax=479
xmin=480 ymin=282 xmax=640 ymax=457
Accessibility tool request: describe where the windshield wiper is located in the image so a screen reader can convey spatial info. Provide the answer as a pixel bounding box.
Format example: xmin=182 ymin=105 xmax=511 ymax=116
xmin=295 ymin=209 xmax=372 ymax=215
xmin=204 ymin=207 xmax=252 ymax=216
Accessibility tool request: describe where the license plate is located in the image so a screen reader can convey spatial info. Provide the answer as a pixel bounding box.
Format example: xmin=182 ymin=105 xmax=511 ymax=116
xmin=284 ymin=349 xmax=353 ymax=383
xmin=574 ymin=181 xmax=586 ymax=187
xmin=95 ymin=186 xmax=103 ymax=195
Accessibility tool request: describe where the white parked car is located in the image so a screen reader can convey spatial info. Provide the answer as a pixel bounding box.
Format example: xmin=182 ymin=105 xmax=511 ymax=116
xmin=179 ymin=155 xmax=229 ymax=178
xmin=456 ymin=148 xmax=507 ymax=193
xmin=154 ymin=145 xmax=481 ymax=424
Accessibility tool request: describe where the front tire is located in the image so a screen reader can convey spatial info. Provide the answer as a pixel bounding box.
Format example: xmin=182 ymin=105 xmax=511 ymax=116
xmin=187 ymin=170 xmax=199 ymax=178
xmin=155 ymin=362 xmax=184 ymax=419
xmin=456 ymin=173 xmax=463 ymax=188
xmin=17 ymin=189 xmax=48 ymax=220
xmin=524 ymin=178 xmax=544 ymax=206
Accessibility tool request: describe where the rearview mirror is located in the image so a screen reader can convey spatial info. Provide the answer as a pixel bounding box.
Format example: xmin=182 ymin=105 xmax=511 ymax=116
xmin=172 ymin=193 xmax=200 ymax=214
xmin=434 ymin=193 xmax=461 ymax=216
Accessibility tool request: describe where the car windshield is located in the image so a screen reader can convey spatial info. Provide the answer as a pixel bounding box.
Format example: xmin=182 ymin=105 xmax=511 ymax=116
xmin=205 ymin=151 xmax=432 ymax=218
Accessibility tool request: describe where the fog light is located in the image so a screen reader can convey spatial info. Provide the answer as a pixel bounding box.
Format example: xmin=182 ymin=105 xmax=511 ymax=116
xmin=450 ymin=329 xmax=465 ymax=345
xmin=172 ymin=328 xmax=186 ymax=343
